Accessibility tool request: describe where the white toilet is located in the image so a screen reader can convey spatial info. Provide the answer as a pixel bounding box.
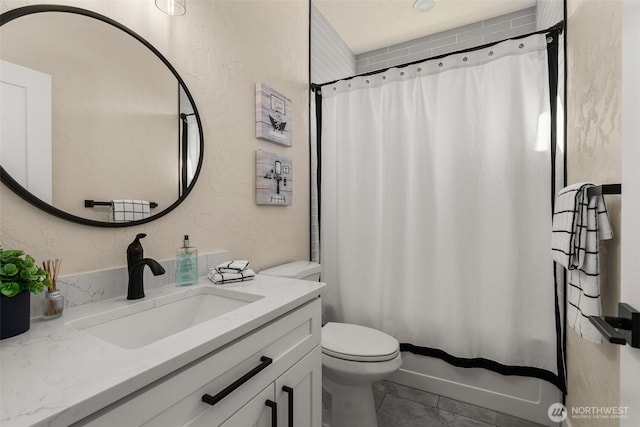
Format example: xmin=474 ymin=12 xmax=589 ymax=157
xmin=260 ymin=261 xmax=402 ymax=427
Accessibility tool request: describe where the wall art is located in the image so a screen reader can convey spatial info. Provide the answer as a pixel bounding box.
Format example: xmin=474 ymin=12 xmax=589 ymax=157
xmin=256 ymin=149 xmax=292 ymax=205
xmin=255 ymin=83 xmax=292 ymax=147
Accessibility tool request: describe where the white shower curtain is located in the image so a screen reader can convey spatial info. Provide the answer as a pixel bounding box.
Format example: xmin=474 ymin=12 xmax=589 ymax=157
xmin=186 ymin=114 xmax=200 ymax=187
xmin=319 ymin=34 xmax=562 ymax=380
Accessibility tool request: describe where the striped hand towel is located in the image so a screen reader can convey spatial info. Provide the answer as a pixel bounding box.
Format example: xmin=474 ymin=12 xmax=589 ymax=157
xmin=552 ymin=183 xmax=613 ymax=342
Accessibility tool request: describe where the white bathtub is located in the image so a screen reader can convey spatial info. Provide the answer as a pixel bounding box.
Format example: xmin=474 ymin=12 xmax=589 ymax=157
xmin=389 ymin=352 xmax=562 ymax=426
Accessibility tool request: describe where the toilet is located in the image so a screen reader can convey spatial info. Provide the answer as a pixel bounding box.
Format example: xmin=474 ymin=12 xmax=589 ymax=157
xmin=260 ymin=261 xmax=402 ymax=427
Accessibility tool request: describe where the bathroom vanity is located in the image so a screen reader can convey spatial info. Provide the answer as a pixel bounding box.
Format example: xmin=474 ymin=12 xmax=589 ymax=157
xmin=0 ymin=275 xmax=324 ymax=427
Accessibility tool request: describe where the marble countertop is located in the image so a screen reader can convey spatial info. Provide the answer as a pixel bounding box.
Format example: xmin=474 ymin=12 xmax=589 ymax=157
xmin=0 ymin=275 xmax=325 ymax=427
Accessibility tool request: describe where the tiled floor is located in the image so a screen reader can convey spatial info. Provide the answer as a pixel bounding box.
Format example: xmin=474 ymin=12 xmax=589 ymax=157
xmin=373 ymin=381 xmax=547 ymax=427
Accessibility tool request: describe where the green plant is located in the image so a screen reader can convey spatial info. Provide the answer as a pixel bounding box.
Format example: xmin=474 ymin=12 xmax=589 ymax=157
xmin=0 ymin=249 xmax=49 ymax=297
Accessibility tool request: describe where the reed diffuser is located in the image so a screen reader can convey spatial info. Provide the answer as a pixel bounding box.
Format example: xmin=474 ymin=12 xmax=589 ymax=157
xmin=42 ymin=259 xmax=64 ymax=319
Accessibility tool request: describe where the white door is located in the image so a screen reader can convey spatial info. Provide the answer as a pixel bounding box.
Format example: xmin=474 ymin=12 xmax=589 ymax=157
xmin=0 ymin=60 xmax=52 ymax=203
xmin=621 ymin=1 xmax=640 ymax=426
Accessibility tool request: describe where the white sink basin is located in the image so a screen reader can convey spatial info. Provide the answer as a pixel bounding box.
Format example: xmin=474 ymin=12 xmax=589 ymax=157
xmin=67 ymin=286 xmax=262 ymax=349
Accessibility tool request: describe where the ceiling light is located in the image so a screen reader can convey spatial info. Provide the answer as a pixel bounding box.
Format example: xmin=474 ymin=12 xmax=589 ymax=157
xmin=413 ymin=0 xmax=436 ymax=13
xmin=156 ymin=0 xmax=186 ymax=16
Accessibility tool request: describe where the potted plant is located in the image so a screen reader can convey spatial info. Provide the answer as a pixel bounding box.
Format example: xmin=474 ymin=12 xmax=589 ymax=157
xmin=0 ymin=248 xmax=49 ymax=339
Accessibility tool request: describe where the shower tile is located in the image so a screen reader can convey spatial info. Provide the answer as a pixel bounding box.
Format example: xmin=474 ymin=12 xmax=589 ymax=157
xmin=438 ymin=396 xmax=547 ymax=427
xmin=377 ymin=395 xmax=496 ymax=427
xmin=373 ymin=380 xmax=439 ymax=407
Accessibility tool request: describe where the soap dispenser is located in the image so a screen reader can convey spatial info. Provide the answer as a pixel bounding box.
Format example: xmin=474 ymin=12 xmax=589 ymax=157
xmin=176 ymin=235 xmax=198 ymax=286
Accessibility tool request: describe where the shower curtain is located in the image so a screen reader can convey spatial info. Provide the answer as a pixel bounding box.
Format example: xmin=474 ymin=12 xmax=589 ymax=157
xmin=316 ymin=31 xmax=565 ymax=390
xmin=186 ymin=114 xmax=200 ymax=187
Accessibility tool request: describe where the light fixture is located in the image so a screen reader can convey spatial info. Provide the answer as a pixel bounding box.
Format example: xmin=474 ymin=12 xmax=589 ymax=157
xmin=156 ymin=0 xmax=186 ymax=16
xmin=413 ymin=0 xmax=436 ymax=13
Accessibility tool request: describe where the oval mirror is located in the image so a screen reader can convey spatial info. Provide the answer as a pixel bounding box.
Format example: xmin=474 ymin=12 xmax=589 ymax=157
xmin=0 ymin=5 xmax=204 ymax=226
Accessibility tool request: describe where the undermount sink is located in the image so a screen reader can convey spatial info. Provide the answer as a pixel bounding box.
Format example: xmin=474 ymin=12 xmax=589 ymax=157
xmin=67 ymin=286 xmax=262 ymax=349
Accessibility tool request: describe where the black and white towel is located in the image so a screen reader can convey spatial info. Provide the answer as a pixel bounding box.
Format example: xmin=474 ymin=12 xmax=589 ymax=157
xmin=552 ymin=183 xmax=613 ymax=342
xmin=110 ymin=200 xmax=151 ymax=223
xmin=215 ymin=260 xmax=250 ymax=274
xmin=208 ymin=260 xmax=254 ymax=284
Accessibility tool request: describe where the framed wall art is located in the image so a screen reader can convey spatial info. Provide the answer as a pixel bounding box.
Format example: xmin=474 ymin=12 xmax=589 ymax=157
xmin=255 ymin=83 xmax=292 ymax=147
xmin=255 ymin=149 xmax=292 ymax=206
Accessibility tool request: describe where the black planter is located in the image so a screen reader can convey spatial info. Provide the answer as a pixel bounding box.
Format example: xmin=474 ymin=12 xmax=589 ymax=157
xmin=1 ymin=291 xmax=31 ymax=340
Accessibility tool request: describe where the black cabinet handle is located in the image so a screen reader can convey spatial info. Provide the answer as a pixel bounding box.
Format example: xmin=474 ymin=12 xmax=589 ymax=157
xmin=202 ymin=356 xmax=273 ymax=406
xmin=265 ymin=399 xmax=278 ymax=427
xmin=282 ymin=386 xmax=294 ymax=427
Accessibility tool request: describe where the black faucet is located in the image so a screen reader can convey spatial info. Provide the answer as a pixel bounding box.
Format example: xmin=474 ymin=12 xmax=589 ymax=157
xmin=126 ymin=234 xmax=165 ymax=300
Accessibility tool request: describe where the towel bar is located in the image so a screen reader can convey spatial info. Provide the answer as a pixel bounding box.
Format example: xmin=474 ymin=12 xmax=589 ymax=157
xmin=84 ymin=200 xmax=158 ymax=209
xmin=586 ymin=183 xmax=621 ymax=198
xmin=589 ymin=303 xmax=640 ymax=348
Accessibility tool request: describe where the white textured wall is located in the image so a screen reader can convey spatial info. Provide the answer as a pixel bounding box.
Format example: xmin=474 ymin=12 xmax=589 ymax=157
xmin=566 ymin=0 xmax=622 ymax=425
xmin=0 ymin=0 xmax=310 ymax=276
xmin=620 ymin=1 xmax=640 ymax=425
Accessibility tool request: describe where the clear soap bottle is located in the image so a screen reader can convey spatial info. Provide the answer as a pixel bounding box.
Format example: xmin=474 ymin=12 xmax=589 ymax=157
xmin=176 ymin=235 xmax=198 ymax=286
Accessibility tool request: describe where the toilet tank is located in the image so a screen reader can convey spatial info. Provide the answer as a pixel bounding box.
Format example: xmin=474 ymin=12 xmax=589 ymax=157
xmin=260 ymin=261 xmax=321 ymax=281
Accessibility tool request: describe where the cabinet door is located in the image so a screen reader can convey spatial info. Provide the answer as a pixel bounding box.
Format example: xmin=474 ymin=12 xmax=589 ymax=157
xmin=276 ymin=347 xmax=322 ymax=427
xmin=217 ymin=384 xmax=276 ymax=427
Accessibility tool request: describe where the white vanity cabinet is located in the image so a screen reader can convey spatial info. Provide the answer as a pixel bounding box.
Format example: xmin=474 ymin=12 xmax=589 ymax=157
xmin=76 ymin=298 xmax=322 ymax=427
xmin=219 ymin=348 xmax=321 ymax=427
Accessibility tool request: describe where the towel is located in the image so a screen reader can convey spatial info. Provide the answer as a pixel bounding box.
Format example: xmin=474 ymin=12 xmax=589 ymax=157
xmin=110 ymin=200 xmax=151 ymax=223
xmin=215 ymin=260 xmax=250 ymax=273
xmin=552 ymin=183 xmax=613 ymax=342
xmin=208 ymin=268 xmax=255 ymax=285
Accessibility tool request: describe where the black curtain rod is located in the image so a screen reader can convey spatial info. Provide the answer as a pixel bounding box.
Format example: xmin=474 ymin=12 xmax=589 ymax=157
xmin=311 ymin=21 xmax=565 ymax=91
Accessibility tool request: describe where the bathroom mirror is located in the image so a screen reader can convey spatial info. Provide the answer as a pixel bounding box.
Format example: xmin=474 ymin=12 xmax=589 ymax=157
xmin=0 ymin=5 xmax=203 ymax=227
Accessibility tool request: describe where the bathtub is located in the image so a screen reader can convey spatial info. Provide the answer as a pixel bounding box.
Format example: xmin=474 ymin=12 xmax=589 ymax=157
xmin=389 ymin=352 xmax=562 ymax=426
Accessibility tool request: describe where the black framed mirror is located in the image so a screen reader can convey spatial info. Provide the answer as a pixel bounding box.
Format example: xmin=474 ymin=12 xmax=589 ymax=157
xmin=0 ymin=5 xmax=204 ymax=227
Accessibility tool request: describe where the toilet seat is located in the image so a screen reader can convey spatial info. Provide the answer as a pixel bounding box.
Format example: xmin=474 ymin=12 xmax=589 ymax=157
xmin=321 ymin=322 xmax=400 ymax=362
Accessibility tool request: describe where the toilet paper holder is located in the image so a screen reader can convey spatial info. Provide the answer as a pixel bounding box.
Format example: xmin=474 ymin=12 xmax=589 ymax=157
xmin=589 ymin=303 xmax=640 ymax=348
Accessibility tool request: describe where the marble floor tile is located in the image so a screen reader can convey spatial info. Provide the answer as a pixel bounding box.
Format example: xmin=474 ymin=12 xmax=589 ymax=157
xmin=437 ymin=396 xmax=547 ymax=427
xmin=373 ymin=380 xmax=439 ymax=408
xmin=377 ymin=394 xmax=496 ymax=427
xmin=373 ymin=389 xmax=385 ymax=410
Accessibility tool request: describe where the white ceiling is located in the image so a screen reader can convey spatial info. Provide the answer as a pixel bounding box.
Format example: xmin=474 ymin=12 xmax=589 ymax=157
xmin=314 ymin=0 xmax=538 ymax=54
